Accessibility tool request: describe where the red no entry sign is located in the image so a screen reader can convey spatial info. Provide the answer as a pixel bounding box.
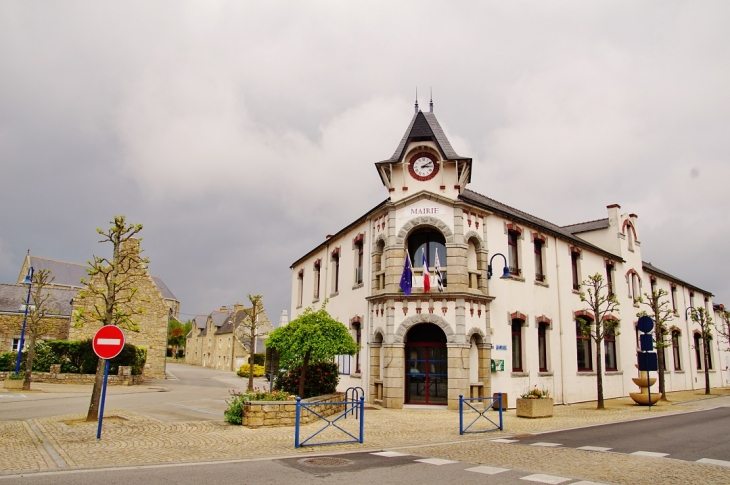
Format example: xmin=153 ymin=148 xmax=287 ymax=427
xmin=92 ymin=325 xmax=126 ymax=360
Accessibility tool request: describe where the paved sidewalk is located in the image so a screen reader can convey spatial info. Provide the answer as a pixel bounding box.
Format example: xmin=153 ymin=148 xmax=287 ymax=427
xmin=1 ymin=388 xmax=729 ymax=483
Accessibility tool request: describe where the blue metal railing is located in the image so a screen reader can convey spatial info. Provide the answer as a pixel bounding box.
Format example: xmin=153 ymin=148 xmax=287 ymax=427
xmin=295 ymin=396 xmax=364 ymax=448
xmin=459 ymin=393 xmax=503 ymax=435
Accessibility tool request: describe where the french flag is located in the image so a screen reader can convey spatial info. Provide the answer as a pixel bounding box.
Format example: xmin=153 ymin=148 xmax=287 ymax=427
xmin=422 ymin=252 xmax=431 ymax=292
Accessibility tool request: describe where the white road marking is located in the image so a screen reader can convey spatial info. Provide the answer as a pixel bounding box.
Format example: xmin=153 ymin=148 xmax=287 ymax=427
xmin=529 ymin=442 xmax=562 ymax=447
xmin=630 ymin=451 xmax=668 ymax=458
xmin=370 ymin=451 xmax=410 ymax=458
xmin=577 ymin=446 xmax=612 ymax=452
xmin=97 ymin=338 xmax=121 ymax=345
xmin=414 ymin=458 xmax=458 ymax=465
xmin=696 ymin=458 xmax=730 ymax=468
xmin=491 ymin=438 xmax=519 ymax=443
xmin=572 ymin=481 xmax=608 ymax=485
xmin=465 ymin=465 xmax=510 ymax=475
xmin=0 ymin=394 xmax=27 ymax=398
xmin=167 ymin=403 xmax=223 ymax=415
xmin=520 ymin=473 xmax=571 ymax=484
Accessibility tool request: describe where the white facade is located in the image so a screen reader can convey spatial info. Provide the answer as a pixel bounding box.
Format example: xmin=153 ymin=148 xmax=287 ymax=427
xmin=290 ymin=107 xmax=730 ymax=409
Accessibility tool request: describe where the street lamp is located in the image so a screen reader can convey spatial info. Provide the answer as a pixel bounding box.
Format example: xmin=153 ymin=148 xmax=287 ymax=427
xmin=685 ymin=307 xmax=697 ymax=321
xmin=14 ymin=267 xmax=34 ymax=376
xmin=487 ymin=253 xmax=511 ymax=280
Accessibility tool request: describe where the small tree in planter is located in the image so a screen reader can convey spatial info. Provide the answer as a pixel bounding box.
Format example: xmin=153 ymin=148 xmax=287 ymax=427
xmin=516 ymin=386 xmax=553 ymax=418
xmin=266 ymin=303 xmax=357 ymax=398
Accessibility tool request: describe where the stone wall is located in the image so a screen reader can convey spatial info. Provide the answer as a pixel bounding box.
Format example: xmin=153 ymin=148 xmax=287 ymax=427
xmin=0 ymin=314 xmax=71 ymax=352
xmin=241 ymin=393 xmax=345 ymax=428
xmin=69 ymin=239 xmax=169 ymax=379
xmin=0 ymin=371 xmax=144 ymax=386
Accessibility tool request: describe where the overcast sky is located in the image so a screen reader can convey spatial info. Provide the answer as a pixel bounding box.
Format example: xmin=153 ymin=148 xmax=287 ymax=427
xmin=1 ymin=1 xmax=729 ymax=323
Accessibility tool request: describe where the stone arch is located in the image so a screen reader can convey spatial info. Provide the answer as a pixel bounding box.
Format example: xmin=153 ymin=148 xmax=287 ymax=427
xmin=464 ymin=230 xmax=484 ymax=249
xmin=372 ymin=326 xmax=385 ymax=344
xmin=466 ymin=326 xmax=487 ymax=344
xmin=396 ymin=216 xmax=454 ymax=245
xmin=373 ymin=234 xmax=387 ymax=254
xmin=394 ymin=313 xmax=456 ymax=344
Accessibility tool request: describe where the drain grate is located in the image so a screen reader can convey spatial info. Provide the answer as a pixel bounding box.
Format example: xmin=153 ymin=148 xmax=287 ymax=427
xmin=299 ymin=457 xmax=354 ymax=467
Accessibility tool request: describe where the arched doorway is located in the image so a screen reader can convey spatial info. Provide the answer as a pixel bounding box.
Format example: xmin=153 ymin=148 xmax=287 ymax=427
xmin=405 ymin=323 xmax=447 ymax=405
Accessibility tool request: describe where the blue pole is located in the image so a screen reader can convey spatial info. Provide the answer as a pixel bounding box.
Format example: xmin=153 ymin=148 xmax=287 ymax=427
xmin=359 ymin=396 xmax=364 ymax=443
xmin=498 ymin=393 xmax=503 ymax=430
xmin=459 ymin=394 xmax=463 ymax=435
xmin=14 ymin=268 xmax=34 ymax=375
xmin=294 ymin=397 xmax=301 ymax=448
xmin=96 ymin=359 xmax=110 ymax=440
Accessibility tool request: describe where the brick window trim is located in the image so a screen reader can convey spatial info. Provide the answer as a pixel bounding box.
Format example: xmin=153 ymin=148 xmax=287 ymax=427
xmin=353 ymin=233 xmax=365 ymax=245
xmin=298 ymin=269 xmax=304 ymax=277
xmin=506 ymin=223 xmax=523 ymax=235
xmin=574 ymin=310 xmax=595 ymax=321
xmin=313 ymin=258 xmax=321 ymax=268
xmin=510 ymin=311 xmax=528 ymax=322
xmin=532 ymin=232 xmax=546 ymax=243
xmin=536 ymin=315 xmax=552 ymax=326
xmin=349 ymin=315 xmax=362 ymax=326
xmin=331 ymin=247 xmax=340 ymax=258
xmin=569 ymin=245 xmax=582 ymax=256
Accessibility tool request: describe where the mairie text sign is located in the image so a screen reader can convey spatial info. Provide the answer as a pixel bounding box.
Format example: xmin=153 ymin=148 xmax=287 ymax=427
xmin=92 ymin=326 xmax=125 ymax=360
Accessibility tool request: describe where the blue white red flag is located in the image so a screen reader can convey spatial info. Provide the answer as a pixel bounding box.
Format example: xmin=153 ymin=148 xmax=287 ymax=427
xmin=422 ymin=252 xmax=431 ymax=292
xmin=399 ymin=251 xmax=413 ymax=296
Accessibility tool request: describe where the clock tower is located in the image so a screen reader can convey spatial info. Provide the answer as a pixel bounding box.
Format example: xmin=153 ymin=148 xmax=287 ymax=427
xmin=375 ymin=106 xmax=472 ymax=203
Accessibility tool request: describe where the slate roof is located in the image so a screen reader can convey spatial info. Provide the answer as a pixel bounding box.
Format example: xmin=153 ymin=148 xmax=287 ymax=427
xmin=642 ymin=261 xmax=712 ymax=297
xmin=562 ymin=218 xmax=610 ymax=234
xmin=0 ymin=283 xmax=76 ymax=315
xmin=25 ymin=256 xmax=178 ymax=301
xmin=459 ymin=189 xmax=623 ymax=261
xmin=381 ymin=111 xmax=470 ymax=164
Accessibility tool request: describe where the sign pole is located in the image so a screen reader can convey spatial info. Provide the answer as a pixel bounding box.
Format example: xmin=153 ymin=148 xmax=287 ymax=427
xmin=97 ymin=359 xmax=110 ymax=440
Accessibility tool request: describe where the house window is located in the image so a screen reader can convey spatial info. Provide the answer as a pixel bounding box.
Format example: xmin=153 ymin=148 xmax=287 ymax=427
xmin=511 ymin=319 xmax=524 ymax=372
xmin=604 ymin=325 xmax=617 ymax=371
xmin=631 ymin=273 xmax=641 ymax=303
xmin=355 ymin=240 xmax=364 ymax=285
xmin=694 ymin=333 xmax=702 ymax=370
xmin=353 ymin=322 xmax=362 ymax=374
xmin=689 ymin=291 xmax=695 ymax=308
xmin=671 ymin=285 xmax=677 ymax=313
xmin=707 ymin=337 xmax=713 ymax=370
xmin=576 ymin=319 xmax=592 ymax=371
xmin=538 ymin=323 xmax=548 ymax=372
xmin=672 ymin=330 xmax=681 ymax=370
xmin=534 ymin=239 xmax=544 ymax=282
xmin=297 ymin=269 xmax=304 ymax=307
xmin=313 ymin=260 xmax=321 ymax=301
xmin=508 ymin=230 xmax=520 ymax=276
xmin=606 ymin=262 xmax=614 ymax=297
xmin=337 ymin=355 xmax=351 ymax=375
xmin=571 ymin=250 xmax=581 ymax=290
xmin=11 ymin=338 xmax=20 ymax=352
xmin=332 ymin=249 xmax=340 ymax=294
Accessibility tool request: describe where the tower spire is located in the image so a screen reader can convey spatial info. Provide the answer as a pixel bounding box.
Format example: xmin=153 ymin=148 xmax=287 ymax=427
xmin=414 ymin=87 xmax=419 ymax=113
xmin=429 ymin=87 xmax=433 ymax=112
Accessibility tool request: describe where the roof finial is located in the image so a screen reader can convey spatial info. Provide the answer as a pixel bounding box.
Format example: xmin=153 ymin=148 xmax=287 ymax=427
xmin=429 ymin=87 xmax=433 ymax=112
xmin=414 ymin=87 xmax=419 ymax=113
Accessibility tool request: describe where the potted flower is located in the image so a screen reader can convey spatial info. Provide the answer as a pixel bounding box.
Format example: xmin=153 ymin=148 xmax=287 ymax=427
xmin=3 ymin=372 xmax=25 ymax=390
xmin=516 ymin=386 xmax=554 ymax=418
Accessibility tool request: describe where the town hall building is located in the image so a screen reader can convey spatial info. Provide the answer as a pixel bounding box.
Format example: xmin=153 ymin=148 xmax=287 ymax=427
xmin=289 ymin=104 xmax=730 ymax=410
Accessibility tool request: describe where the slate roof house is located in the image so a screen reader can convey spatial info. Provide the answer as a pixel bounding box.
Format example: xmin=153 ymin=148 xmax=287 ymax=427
xmin=289 ymin=104 xmax=729 ymax=410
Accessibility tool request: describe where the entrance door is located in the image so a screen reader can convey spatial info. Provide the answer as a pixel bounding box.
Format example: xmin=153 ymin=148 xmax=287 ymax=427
xmin=404 ymin=323 xmax=448 ymax=405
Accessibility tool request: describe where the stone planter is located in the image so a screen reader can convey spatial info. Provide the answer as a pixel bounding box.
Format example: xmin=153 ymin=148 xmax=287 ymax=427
xmin=3 ymin=379 xmax=24 ymax=390
xmin=516 ymin=397 xmax=554 ymax=418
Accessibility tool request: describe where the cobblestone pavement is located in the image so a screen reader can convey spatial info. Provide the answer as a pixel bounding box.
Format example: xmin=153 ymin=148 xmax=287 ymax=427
xmin=1 ymin=388 xmax=729 ymax=483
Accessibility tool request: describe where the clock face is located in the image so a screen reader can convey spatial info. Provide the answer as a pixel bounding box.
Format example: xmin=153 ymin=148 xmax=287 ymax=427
xmin=408 ymin=152 xmax=439 ymax=181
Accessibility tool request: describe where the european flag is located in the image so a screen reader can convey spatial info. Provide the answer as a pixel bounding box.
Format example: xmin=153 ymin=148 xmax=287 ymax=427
xmin=399 ymin=251 xmax=413 ymax=296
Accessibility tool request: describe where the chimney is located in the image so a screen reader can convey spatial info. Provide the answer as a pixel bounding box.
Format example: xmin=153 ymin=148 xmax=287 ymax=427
xmin=606 ymin=204 xmax=621 ymax=229
xmin=279 ymin=310 xmax=289 ymax=327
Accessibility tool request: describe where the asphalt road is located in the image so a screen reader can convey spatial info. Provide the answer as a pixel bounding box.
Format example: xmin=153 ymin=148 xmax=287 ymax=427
xmin=0 ymin=451 xmax=604 ymax=485
xmin=509 ymin=405 xmax=730 ymax=462
xmin=0 ymin=363 xmax=268 ymax=422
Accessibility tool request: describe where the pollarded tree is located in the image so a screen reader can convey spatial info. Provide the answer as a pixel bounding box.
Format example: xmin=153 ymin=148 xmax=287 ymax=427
xmin=688 ymin=307 xmax=714 ymax=395
xmin=266 ymin=303 xmax=357 ymax=398
xmin=715 ymin=307 xmax=730 ymax=352
xmin=74 ymin=216 xmax=147 ymax=421
xmin=20 ymin=268 xmax=60 ymax=390
xmin=577 ymin=273 xmax=620 ymax=410
xmin=637 ymin=288 xmax=674 ymax=401
xmin=233 ymin=294 xmax=273 ymax=392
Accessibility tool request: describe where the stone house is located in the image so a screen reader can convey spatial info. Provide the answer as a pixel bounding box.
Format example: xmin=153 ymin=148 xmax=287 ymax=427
xmin=1 ymin=245 xmax=179 ymax=379
xmin=289 ymin=105 xmax=730 ymax=410
xmin=185 ymin=305 xmax=268 ymax=372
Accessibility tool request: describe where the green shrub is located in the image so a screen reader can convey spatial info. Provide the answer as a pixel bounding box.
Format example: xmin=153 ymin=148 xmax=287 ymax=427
xmin=0 ymin=352 xmax=19 ymax=372
xmin=224 ymin=389 xmax=296 ymax=424
xmin=237 ymin=363 xmax=264 ymax=378
xmin=274 ymin=361 xmax=339 ymax=398
xmin=253 ymin=353 xmax=265 ymax=366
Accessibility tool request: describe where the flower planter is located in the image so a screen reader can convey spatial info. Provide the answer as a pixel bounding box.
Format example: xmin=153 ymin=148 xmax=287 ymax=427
xmin=3 ymin=379 xmax=24 ymax=390
xmin=516 ymin=397 xmax=553 ymax=418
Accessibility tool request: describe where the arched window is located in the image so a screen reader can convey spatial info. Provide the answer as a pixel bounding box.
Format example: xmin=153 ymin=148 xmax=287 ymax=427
xmin=671 ymin=330 xmax=681 ymax=371
xmin=511 ymin=319 xmax=524 ymax=372
xmin=408 ymin=228 xmax=446 ymax=269
xmin=604 ymin=326 xmax=617 ymax=371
